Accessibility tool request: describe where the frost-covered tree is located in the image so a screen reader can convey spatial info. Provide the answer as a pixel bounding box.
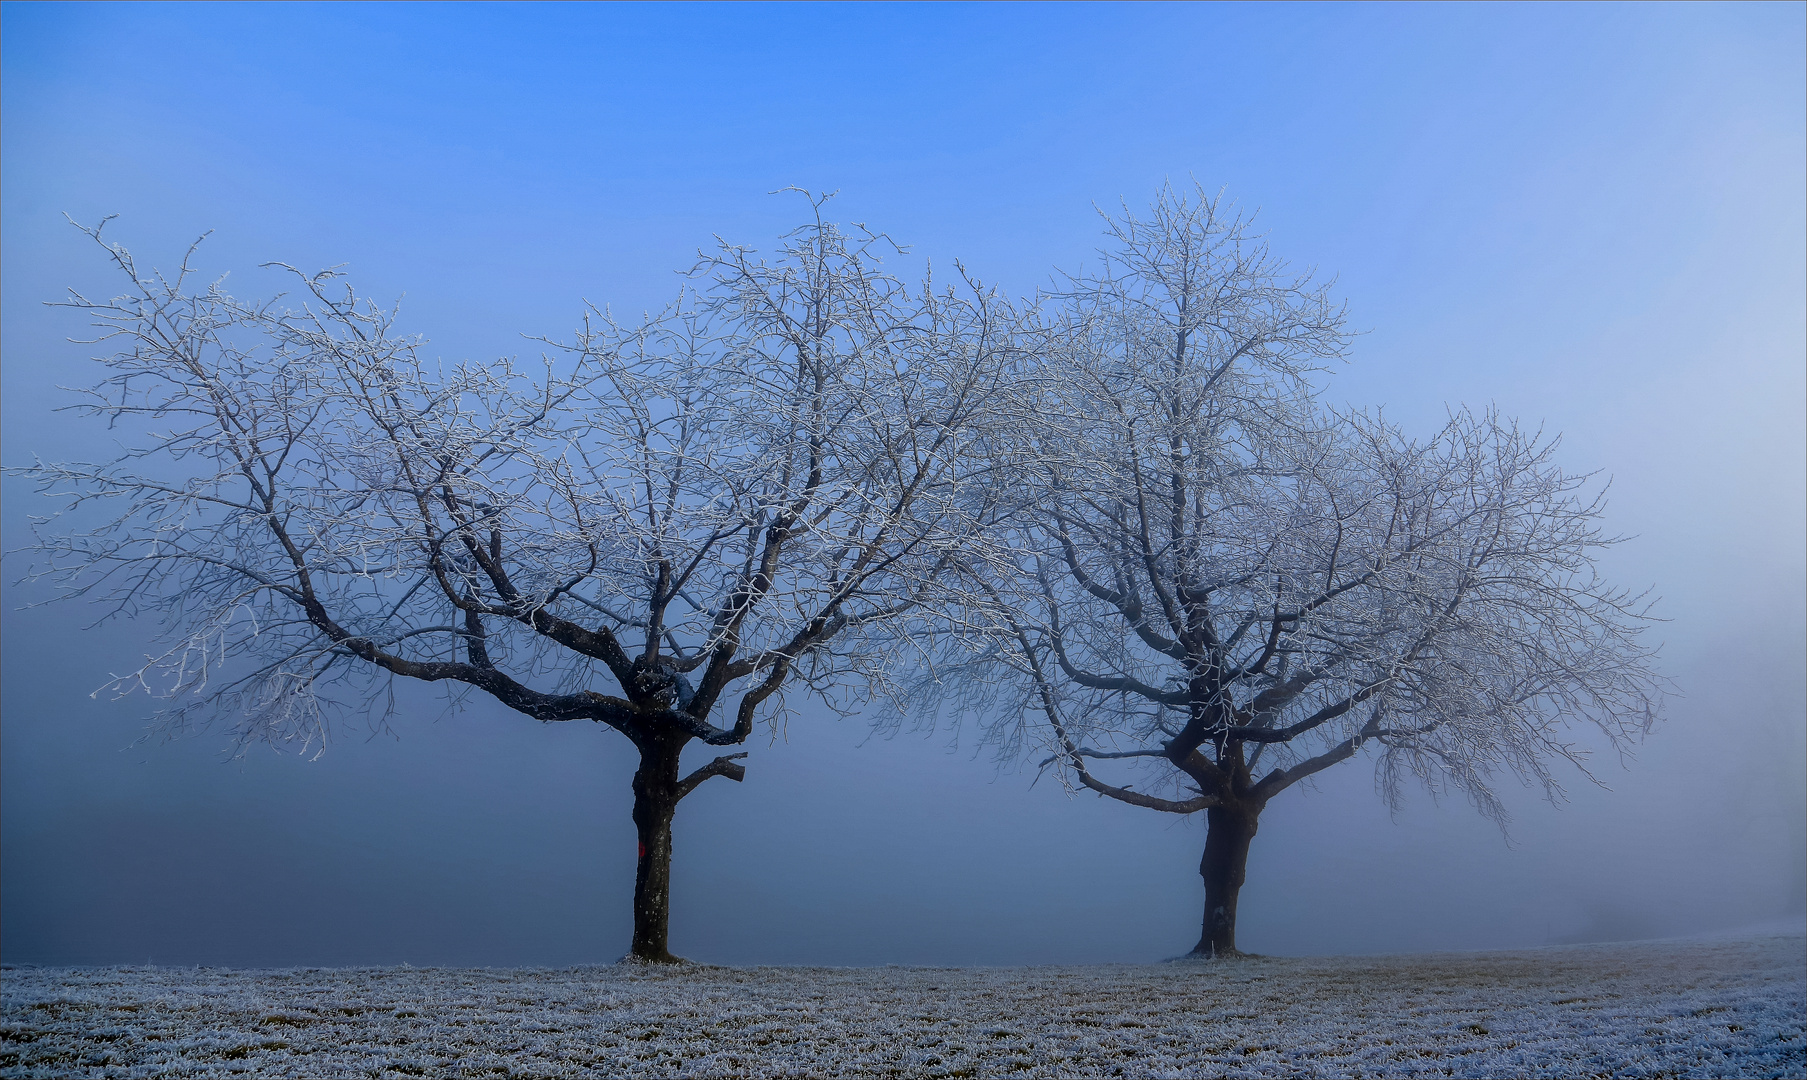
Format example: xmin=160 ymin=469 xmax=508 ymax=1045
xmin=20 ymin=200 xmax=1024 ymax=962
xmin=940 ymin=185 xmax=1662 ymax=957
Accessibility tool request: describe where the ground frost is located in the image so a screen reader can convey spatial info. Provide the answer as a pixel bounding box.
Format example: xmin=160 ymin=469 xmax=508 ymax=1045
xmin=2 ymin=932 xmax=1800 ymax=1078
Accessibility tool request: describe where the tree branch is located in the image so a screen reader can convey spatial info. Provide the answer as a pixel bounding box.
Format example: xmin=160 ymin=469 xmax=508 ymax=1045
xmin=675 ymin=753 xmax=749 ymax=801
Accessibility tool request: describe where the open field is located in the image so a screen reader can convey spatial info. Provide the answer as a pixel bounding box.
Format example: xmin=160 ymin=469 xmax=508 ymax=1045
xmin=2 ymin=930 xmax=1801 ymax=1078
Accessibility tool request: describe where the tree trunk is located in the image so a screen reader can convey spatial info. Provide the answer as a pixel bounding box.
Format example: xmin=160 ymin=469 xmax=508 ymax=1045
xmin=629 ymin=733 xmax=686 ymax=963
xmin=1192 ymin=802 xmax=1260 ymax=957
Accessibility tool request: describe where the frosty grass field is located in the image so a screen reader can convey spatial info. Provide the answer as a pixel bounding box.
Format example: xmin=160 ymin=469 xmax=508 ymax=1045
xmin=2 ymin=929 xmax=1801 ymax=1079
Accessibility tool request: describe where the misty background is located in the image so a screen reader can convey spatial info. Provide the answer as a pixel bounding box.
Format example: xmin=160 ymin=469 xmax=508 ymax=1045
xmin=2 ymin=3 xmax=1802 ymax=968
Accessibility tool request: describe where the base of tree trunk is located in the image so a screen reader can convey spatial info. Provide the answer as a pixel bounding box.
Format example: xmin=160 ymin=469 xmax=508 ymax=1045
xmin=1176 ymin=946 xmax=1264 ymax=960
xmin=620 ymin=951 xmax=690 ymax=966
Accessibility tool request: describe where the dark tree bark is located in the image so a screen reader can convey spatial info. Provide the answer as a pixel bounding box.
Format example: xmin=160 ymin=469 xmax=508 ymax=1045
xmin=1192 ymin=801 xmax=1261 ymax=957
xmin=625 ymin=729 xmax=748 ymax=963
xmin=629 ymin=732 xmax=687 ymax=963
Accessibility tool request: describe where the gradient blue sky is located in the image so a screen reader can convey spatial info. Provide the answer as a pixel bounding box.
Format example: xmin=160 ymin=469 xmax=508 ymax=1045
xmin=3 ymin=2 xmax=1803 ymax=966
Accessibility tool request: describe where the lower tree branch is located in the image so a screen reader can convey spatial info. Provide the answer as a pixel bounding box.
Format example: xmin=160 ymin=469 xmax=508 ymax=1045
xmin=1255 ymin=709 xmax=1385 ymax=798
xmin=1072 ymin=766 xmax=1220 ymax=813
xmin=676 ymin=753 xmax=749 ymax=801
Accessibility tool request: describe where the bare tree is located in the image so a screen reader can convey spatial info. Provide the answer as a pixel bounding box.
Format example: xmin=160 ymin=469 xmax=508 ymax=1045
xmin=939 ymin=184 xmax=1662 ymax=957
xmin=19 ymin=198 xmax=1025 ymax=962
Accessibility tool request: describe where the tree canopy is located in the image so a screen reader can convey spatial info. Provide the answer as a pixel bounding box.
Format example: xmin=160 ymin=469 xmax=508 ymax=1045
xmin=21 ymin=186 xmax=1662 ymax=961
xmin=926 ymin=185 xmax=1662 ymax=955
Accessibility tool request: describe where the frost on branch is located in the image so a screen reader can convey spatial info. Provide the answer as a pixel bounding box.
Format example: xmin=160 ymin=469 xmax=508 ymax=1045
xmin=21 ymin=200 xmax=1042 ymax=961
xmin=919 ymin=182 xmax=1663 ymax=956
xmin=18 ymin=203 xmax=1032 ymax=759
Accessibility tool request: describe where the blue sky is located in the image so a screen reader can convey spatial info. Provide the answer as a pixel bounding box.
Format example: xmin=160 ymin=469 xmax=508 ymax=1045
xmin=3 ymin=2 xmax=1802 ymax=965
